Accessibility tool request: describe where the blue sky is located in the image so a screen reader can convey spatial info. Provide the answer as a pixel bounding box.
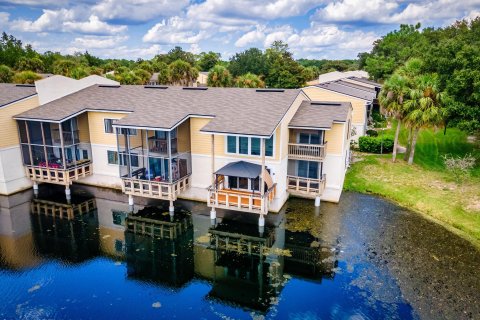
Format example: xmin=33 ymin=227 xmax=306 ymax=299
xmin=0 ymin=0 xmax=479 ymax=61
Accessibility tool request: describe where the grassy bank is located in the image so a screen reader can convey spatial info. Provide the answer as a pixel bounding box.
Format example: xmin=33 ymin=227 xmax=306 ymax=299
xmin=345 ymin=127 xmax=480 ymax=247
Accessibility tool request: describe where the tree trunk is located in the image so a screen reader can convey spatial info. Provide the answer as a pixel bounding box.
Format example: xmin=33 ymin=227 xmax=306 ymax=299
xmin=408 ymin=128 xmax=420 ymax=165
xmin=392 ymin=119 xmax=401 ymax=162
xmin=404 ymin=127 xmax=412 ymax=161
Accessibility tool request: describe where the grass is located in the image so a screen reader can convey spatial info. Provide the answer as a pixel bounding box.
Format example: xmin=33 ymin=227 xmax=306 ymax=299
xmin=345 ymin=127 xmax=480 ymax=247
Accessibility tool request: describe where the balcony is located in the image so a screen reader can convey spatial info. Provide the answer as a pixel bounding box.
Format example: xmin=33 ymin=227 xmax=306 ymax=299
xmin=25 ymin=160 xmax=92 ymax=185
xmin=207 ymin=185 xmax=276 ymax=215
xmin=287 ymin=174 xmax=326 ymax=198
xmin=121 ymin=175 xmax=190 ymax=201
xmin=288 ymin=143 xmax=327 ymax=161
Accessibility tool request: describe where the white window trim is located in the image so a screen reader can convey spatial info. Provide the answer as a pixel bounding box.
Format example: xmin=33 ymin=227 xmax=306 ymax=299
xmin=224 ymin=134 xmax=275 ymax=158
xmin=104 ymin=118 xmax=119 ymax=134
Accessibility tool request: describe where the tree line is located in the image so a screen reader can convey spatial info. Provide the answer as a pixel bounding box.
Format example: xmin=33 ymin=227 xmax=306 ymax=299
xmin=0 ymin=32 xmax=357 ymax=88
xmin=360 ymin=18 xmax=480 ymax=134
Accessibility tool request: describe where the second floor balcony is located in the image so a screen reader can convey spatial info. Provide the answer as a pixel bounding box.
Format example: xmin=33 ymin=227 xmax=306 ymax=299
xmin=288 ymin=143 xmax=327 ymax=161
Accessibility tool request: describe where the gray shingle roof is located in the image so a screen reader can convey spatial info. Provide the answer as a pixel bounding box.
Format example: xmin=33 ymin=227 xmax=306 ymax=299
xmin=14 ymin=85 xmax=301 ymax=137
xmin=315 ymin=81 xmax=376 ymax=101
xmin=289 ymin=101 xmax=351 ymax=129
xmin=337 ymin=80 xmax=376 ymax=93
xmin=348 ymin=77 xmax=382 ymax=88
xmin=0 ymin=84 xmax=37 ymax=108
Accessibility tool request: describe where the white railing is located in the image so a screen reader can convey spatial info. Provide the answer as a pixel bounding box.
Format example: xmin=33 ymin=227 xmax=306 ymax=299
xmin=207 ymin=184 xmax=276 ymax=214
xmin=122 ymin=175 xmax=190 ymax=200
xmin=288 ymin=143 xmax=327 ymax=161
xmin=286 ymin=174 xmax=326 ymax=197
xmin=25 ymin=160 xmax=92 ymax=185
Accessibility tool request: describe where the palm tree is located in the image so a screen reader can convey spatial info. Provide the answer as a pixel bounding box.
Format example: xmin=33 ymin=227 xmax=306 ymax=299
xmin=207 ymin=65 xmax=232 ymax=87
xmin=169 ymin=60 xmax=198 ymax=86
xmin=403 ymin=74 xmax=447 ymax=165
xmin=379 ymin=73 xmax=408 ymax=162
xmin=236 ymin=72 xmax=265 ymax=88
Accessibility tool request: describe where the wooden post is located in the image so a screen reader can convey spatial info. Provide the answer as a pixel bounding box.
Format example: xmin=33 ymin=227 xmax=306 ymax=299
xmin=59 ymin=122 xmax=67 ymax=170
xmin=40 ymin=122 xmax=49 ymax=168
xmin=210 ymin=134 xmax=216 ymax=219
xmin=260 ymin=137 xmax=266 ymax=214
xmin=24 ymin=121 xmax=34 ymax=166
xmin=168 ymin=130 xmax=173 ymax=183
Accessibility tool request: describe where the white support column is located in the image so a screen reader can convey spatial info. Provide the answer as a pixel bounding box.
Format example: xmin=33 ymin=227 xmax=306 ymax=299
xmin=169 ymin=199 xmax=174 ymax=214
xmin=33 ymin=182 xmax=39 ymax=197
xmin=65 ymin=186 xmax=71 ymax=203
xmin=210 ymin=134 xmax=216 ymax=219
xmin=314 ymin=195 xmax=321 ymax=207
xmin=260 ymin=138 xmax=266 ymax=214
xmin=259 ymin=214 xmax=265 ymax=227
xmin=128 ymin=194 xmax=134 ymax=206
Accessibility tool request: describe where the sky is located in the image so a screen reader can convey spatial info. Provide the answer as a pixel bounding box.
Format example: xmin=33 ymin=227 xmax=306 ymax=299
xmin=0 ymin=0 xmax=479 ymax=61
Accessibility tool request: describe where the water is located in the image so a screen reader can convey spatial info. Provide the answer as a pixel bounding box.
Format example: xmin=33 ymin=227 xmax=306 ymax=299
xmin=1 ymin=185 xmax=479 ymax=320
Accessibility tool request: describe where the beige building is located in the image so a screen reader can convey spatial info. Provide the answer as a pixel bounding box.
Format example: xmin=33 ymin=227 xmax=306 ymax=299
xmin=1 ymin=78 xmax=353 ymax=226
xmin=303 ymin=76 xmax=381 ymax=139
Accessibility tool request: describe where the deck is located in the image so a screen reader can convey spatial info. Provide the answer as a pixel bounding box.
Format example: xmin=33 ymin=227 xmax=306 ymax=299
xmin=207 ymin=185 xmax=276 ymax=214
xmin=287 ymin=174 xmax=326 ymax=198
xmin=121 ymin=175 xmax=190 ymax=200
xmin=288 ymin=143 xmax=327 ymax=161
xmin=25 ymin=160 xmax=92 ymax=185
xmin=30 ymin=198 xmax=97 ymax=220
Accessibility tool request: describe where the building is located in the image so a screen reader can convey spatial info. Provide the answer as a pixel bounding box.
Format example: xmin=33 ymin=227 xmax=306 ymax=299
xmin=1 ymin=78 xmax=353 ymax=226
xmin=303 ymin=75 xmax=381 ymax=140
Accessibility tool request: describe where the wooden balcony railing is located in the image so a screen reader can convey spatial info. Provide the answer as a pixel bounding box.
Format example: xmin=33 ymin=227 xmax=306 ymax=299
xmin=207 ymin=184 xmax=276 ymax=214
xmin=121 ymin=175 xmax=190 ymax=200
xmin=288 ymin=143 xmax=327 ymax=161
xmin=25 ymin=160 xmax=92 ymax=185
xmin=287 ymin=174 xmax=326 ymax=198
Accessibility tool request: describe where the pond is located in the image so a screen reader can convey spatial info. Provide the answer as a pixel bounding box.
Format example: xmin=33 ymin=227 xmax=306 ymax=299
xmin=0 ymin=185 xmax=479 ymax=319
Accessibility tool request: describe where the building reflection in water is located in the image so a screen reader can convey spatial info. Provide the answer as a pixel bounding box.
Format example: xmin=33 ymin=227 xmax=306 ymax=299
xmin=0 ymin=185 xmax=339 ymax=314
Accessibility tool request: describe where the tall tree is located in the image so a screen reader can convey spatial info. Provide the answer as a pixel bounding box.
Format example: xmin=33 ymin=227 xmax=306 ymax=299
xmin=197 ymin=51 xmax=220 ymax=71
xmin=0 ymin=65 xmax=14 ymax=83
xmin=264 ymin=41 xmax=306 ymax=88
xmin=156 ymin=62 xmax=170 ymax=84
xmin=403 ymin=73 xmax=447 ymax=165
xmin=207 ymin=65 xmax=232 ymax=87
xmin=228 ymin=48 xmax=267 ymax=77
xmin=379 ymin=73 xmax=408 ymax=162
xmin=169 ymin=60 xmax=198 ymax=86
xmin=236 ymin=73 xmax=265 ymax=88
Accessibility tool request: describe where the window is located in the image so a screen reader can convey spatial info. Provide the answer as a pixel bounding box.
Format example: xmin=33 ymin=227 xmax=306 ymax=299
xmin=228 ymin=176 xmax=238 ymax=189
xmin=265 ymin=136 xmax=273 ymax=157
xmin=226 ymin=134 xmax=274 ymax=157
xmin=120 ymin=128 xmax=137 ymax=136
xmin=107 ymin=150 xmax=118 ymax=164
xmin=297 ymin=160 xmax=319 ymax=179
xmin=227 ymin=136 xmax=237 ymax=153
xmin=82 ymin=150 xmax=88 ymax=159
xmin=251 ymin=138 xmax=260 ymax=155
xmin=239 ymin=137 xmax=249 ymax=154
xmin=104 ymin=119 xmax=115 ymax=133
xmin=239 ymin=177 xmax=248 ymax=189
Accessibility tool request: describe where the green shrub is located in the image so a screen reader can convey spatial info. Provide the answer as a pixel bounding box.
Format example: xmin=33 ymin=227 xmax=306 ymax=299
xmin=359 ymin=136 xmax=394 ymax=153
xmin=366 ymin=129 xmax=378 ymax=137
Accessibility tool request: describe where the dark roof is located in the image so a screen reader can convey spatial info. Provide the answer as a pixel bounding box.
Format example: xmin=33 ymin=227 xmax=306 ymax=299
xmin=15 ymin=85 xmax=300 ymax=137
xmin=336 ymin=80 xmax=376 ymax=93
xmin=348 ymin=77 xmax=382 ymax=88
xmin=215 ymin=161 xmax=262 ymax=179
xmin=0 ymin=84 xmax=37 ymax=108
xmin=315 ymin=81 xmax=376 ymax=101
xmin=289 ymin=101 xmax=351 ymax=129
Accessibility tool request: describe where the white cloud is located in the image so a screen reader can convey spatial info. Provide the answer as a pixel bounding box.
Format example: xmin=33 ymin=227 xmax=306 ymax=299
xmin=64 ymin=15 xmax=127 ymax=34
xmin=0 ymin=11 xmax=9 ymax=28
xmin=234 ymin=25 xmax=266 ymax=47
xmin=10 ymin=8 xmax=127 ymax=35
xmin=315 ymin=0 xmax=399 ymax=22
xmin=71 ymin=35 xmax=128 ymax=49
xmin=92 ymin=0 xmax=189 ymax=23
xmin=314 ymin=0 xmax=480 ymax=25
xmin=188 ymin=0 xmax=322 ymax=21
xmin=143 ymin=16 xmax=208 ymax=44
